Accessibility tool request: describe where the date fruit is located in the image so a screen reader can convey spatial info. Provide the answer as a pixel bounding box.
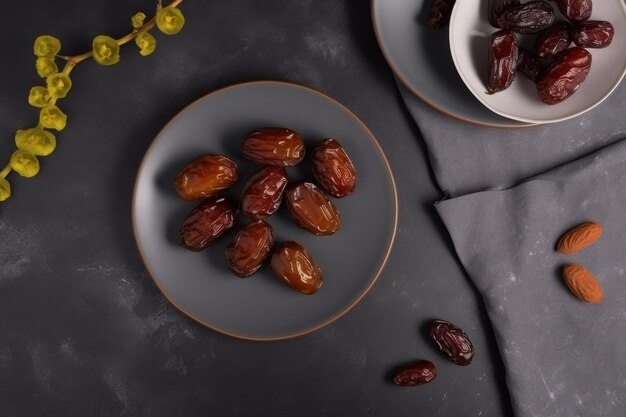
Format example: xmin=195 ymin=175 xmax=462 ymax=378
xmin=225 ymin=220 xmax=275 ymax=278
xmin=488 ymin=30 xmax=518 ymax=94
xmin=180 ymin=197 xmax=238 ymax=251
xmin=285 ymin=182 xmax=341 ymax=236
xmin=240 ymin=166 xmax=288 ymax=220
xmin=517 ymin=48 xmax=544 ymax=83
xmin=556 ymin=0 xmax=592 ymax=24
xmin=537 ymin=47 xmax=591 ymax=104
xmin=489 ymin=0 xmax=520 ymax=28
xmin=174 ymin=154 xmax=239 ymax=201
xmin=496 ymin=1 xmax=555 ymax=34
xmin=572 ymin=21 xmax=614 ymax=48
xmin=392 ymin=360 xmax=437 ymax=387
xmin=242 ymin=128 xmax=305 ymax=167
xmin=430 ymin=319 xmax=474 ymax=366
xmin=271 ymin=241 xmax=323 ymax=295
xmin=535 ymin=22 xmax=572 ymax=58
xmin=426 ymin=0 xmax=456 ymax=29
xmin=311 ymin=138 xmax=357 ymax=198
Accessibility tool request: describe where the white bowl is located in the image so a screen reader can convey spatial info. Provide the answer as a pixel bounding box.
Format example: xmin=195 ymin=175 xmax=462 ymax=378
xmin=449 ymin=0 xmax=626 ymax=124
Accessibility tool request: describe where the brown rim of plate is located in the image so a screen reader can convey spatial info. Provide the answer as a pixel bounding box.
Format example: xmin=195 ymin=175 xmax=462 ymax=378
xmin=131 ymin=80 xmax=399 ymax=342
xmin=370 ymin=0 xmax=536 ymax=129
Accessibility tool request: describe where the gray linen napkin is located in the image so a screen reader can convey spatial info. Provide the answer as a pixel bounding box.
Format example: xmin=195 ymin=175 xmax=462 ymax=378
xmin=434 ymin=138 xmax=626 ymax=417
xmin=398 ymin=81 xmax=626 ymax=197
xmin=398 ymin=75 xmax=626 ymax=416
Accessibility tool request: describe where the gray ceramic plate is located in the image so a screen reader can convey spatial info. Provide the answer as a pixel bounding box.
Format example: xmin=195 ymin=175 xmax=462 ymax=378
xmin=132 ymin=81 xmax=398 ymax=341
xmin=371 ymin=0 xmax=531 ymax=128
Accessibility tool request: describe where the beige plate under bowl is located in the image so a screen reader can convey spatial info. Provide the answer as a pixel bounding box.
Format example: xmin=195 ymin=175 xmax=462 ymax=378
xmin=372 ymin=0 xmax=532 ymax=127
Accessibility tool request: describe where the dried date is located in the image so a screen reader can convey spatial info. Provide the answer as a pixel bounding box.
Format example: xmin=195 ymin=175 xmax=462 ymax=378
xmin=430 ymin=319 xmax=474 ymax=366
xmin=285 ymin=182 xmax=341 ymax=236
xmin=496 ymin=1 xmax=555 ymax=34
xmin=180 ymin=197 xmax=238 ymax=251
xmin=517 ymin=48 xmax=544 ymax=83
xmin=174 ymin=154 xmax=238 ymax=201
xmin=225 ymin=220 xmax=275 ymax=278
xmin=535 ymin=22 xmax=572 ymax=58
xmin=572 ymin=21 xmax=614 ymax=48
xmin=271 ymin=241 xmax=323 ymax=295
xmin=489 ymin=0 xmax=520 ymax=28
xmin=240 ymin=166 xmax=288 ymax=220
xmin=487 ymin=30 xmax=518 ymax=94
xmin=556 ymin=0 xmax=592 ymax=24
xmin=392 ymin=360 xmax=437 ymax=387
xmin=426 ymin=0 xmax=456 ymax=29
xmin=242 ymin=128 xmax=305 ymax=167
xmin=537 ymin=47 xmax=592 ymax=104
xmin=311 ymin=138 xmax=356 ymax=198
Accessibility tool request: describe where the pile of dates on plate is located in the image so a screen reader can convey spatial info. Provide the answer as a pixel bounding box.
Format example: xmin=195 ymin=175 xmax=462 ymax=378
xmin=173 ymin=127 xmax=357 ymax=295
xmin=487 ymin=0 xmax=614 ymax=104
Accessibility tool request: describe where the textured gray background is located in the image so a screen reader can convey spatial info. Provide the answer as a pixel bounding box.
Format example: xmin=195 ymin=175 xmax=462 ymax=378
xmin=0 ymin=1 xmax=512 ymax=416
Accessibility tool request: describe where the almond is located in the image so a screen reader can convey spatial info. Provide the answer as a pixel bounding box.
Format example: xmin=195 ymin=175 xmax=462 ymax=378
xmin=556 ymin=222 xmax=602 ymax=254
xmin=563 ymin=263 xmax=603 ymax=304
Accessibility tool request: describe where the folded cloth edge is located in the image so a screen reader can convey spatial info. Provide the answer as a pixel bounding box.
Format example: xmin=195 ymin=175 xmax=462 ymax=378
xmin=433 ymin=137 xmax=626 ymax=417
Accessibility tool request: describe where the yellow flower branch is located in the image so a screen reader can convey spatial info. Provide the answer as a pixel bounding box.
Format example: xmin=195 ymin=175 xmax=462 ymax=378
xmin=0 ymin=0 xmax=185 ymax=201
xmin=62 ymin=0 xmax=183 ymax=70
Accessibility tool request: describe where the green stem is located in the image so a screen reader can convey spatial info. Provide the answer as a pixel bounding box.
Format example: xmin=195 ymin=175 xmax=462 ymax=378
xmin=62 ymin=62 xmax=75 ymax=75
xmin=66 ymin=50 xmax=92 ymax=66
xmin=0 ymin=163 xmax=11 ymax=179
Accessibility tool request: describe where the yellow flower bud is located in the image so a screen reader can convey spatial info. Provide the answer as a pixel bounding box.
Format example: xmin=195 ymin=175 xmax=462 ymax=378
xmin=34 ymin=35 xmax=61 ymax=57
xmin=28 ymin=86 xmax=51 ymax=108
xmin=36 ymin=57 xmax=58 ymax=78
xmin=132 ymin=12 xmax=146 ymax=28
xmin=15 ymin=128 xmax=56 ymax=156
xmin=46 ymin=73 xmax=72 ymax=99
xmin=135 ymin=32 xmax=157 ymax=56
xmin=10 ymin=150 xmax=40 ymax=178
xmin=0 ymin=178 xmax=10 ymax=201
xmin=156 ymin=7 xmax=185 ymax=35
xmin=92 ymin=35 xmax=120 ymax=66
xmin=40 ymin=105 xmax=67 ymax=131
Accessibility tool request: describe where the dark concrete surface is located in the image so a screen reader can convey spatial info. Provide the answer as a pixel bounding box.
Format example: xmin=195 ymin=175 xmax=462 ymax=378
xmin=0 ymin=1 xmax=513 ymax=416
